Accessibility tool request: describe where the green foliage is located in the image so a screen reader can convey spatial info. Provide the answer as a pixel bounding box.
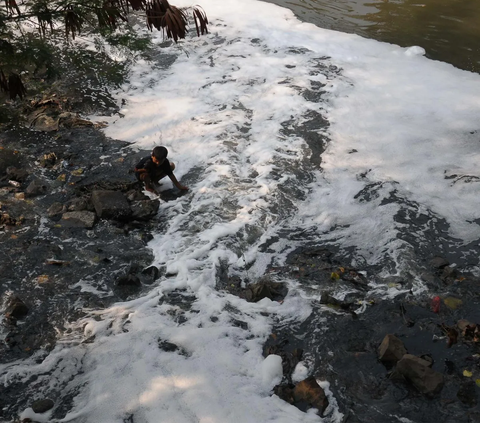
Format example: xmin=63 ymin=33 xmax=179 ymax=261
xmin=0 ymin=0 xmax=209 ymax=100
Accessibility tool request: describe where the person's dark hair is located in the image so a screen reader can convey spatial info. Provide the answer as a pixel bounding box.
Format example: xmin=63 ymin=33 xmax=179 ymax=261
xmin=152 ymin=146 xmax=168 ymax=160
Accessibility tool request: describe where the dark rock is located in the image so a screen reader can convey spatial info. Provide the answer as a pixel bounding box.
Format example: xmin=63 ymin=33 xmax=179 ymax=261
xmin=91 ymin=190 xmax=131 ymax=220
xmin=48 ymin=202 xmax=65 ymax=218
xmin=61 ymin=211 xmax=96 ymax=228
xmin=441 ymin=266 xmax=459 ymax=282
xmin=6 ymin=166 xmax=28 ymax=182
xmin=273 ymin=384 xmax=295 ymax=404
xmin=244 ymin=278 xmax=287 ymax=302
xmin=378 ymin=334 xmax=407 ymax=365
xmin=457 ymin=380 xmax=477 ymax=407
xmin=25 ymin=179 xmax=48 ymax=197
xmin=141 ymin=265 xmax=160 ymax=285
xmin=293 ymin=376 xmax=329 ymax=415
xmin=117 ymin=274 xmax=141 ymax=287
xmin=429 ymin=257 xmax=450 ymax=269
xmin=126 ymin=189 xmax=149 ymax=202
xmin=5 ymin=296 xmax=29 ymax=319
xmin=31 ymin=398 xmax=54 ymax=413
xmin=130 ymin=199 xmax=160 ymax=220
xmin=67 ymin=197 xmax=90 ymax=212
xmin=158 ymin=340 xmax=179 ymax=352
xmin=395 ymin=354 xmax=444 ymax=394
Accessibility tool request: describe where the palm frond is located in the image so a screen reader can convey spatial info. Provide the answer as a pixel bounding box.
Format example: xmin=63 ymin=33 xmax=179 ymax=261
xmin=0 ymin=70 xmax=8 ymax=93
xmin=37 ymin=5 xmax=54 ymax=37
xmin=5 ymin=0 xmax=20 ymax=15
xmin=192 ymin=6 xmax=208 ymax=36
xmin=65 ymin=7 xmax=82 ymax=40
xmin=127 ymin=0 xmax=146 ymax=11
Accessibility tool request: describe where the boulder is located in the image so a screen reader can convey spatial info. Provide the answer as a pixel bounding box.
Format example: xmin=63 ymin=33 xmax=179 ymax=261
xmin=5 ymin=296 xmax=29 ymax=319
xmin=61 ymin=211 xmax=96 ymax=229
xmin=91 ymin=190 xmax=131 ymax=220
xmin=396 ymin=354 xmax=444 ymax=395
xmin=48 ymin=202 xmax=65 ymax=218
xmin=131 ymin=199 xmax=160 ymax=220
xmin=429 ymin=257 xmax=449 ymax=269
xmin=31 ymin=398 xmax=54 ymax=413
xmin=293 ymin=376 xmax=329 ymax=415
xmin=244 ymin=278 xmax=287 ymax=302
xmin=117 ymin=274 xmax=141 ymax=287
xmin=378 ymin=334 xmax=407 ymax=365
xmin=25 ymin=179 xmax=48 ymax=197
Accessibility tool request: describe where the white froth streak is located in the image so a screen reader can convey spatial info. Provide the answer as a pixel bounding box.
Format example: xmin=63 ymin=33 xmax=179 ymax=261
xmin=43 ymin=0 xmax=480 ymax=422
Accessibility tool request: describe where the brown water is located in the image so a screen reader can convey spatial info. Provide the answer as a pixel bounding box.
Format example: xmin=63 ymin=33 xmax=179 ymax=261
xmin=263 ymin=0 xmax=480 ymax=74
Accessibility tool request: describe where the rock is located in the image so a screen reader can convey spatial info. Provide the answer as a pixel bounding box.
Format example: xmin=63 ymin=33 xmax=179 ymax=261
xmin=457 ymin=380 xmax=477 ymax=407
xmin=5 ymin=296 xmax=29 ymax=319
xmin=31 ymin=398 xmax=54 ymax=413
xmin=126 ymin=189 xmax=149 ymax=202
xmin=378 ymin=334 xmax=407 ymax=365
xmin=67 ymin=197 xmax=90 ymax=212
xmin=48 ymin=202 xmax=65 ymax=217
xmin=244 ymin=278 xmax=287 ymax=302
xmin=6 ymin=166 xmax=28 ymax=182
xmin=117 ymin=274 xmax=141 ymax=287
xmin=395 ymin=354 xmax=444 ymax=395
xmin=273 ymin=384 xmax=295 ymax=404
xmin=130 ymin=200 xmax=160 ymax=220
xmin=441 ymin=266 xmax=459 ymax=282
xmin=429 ymin=257 xmax=449 ymax=269
xmin=61 ymin=211 xmax=96 ymax=228
xmin=91 ymin=190 xmax=131 ymax=220
xmin=293 ymin=376 xmax=329 ymax=415
xmin=25 ymin=179 xmax=48 ymax=197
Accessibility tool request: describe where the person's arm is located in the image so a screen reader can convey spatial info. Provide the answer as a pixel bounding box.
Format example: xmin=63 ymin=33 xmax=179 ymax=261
xmin=168 ymin=173 xmax=188 ymax=190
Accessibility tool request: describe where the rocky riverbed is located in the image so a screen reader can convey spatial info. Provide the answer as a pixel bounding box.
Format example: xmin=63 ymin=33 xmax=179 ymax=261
xmin=1 ymin=93 xmax=480 ymax=423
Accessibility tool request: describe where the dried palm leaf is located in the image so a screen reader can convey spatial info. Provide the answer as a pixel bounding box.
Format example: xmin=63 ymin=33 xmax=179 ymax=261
xmin=162 ymin=6 xmax=187 ymax=42
xmin=65 ymin=7 xmax=82 ymax=40
xmin=192 ymin=6 xmax=208 ymax=36
xmin=0 ymin=70 xmax=8 ymax=93
xmin=37 ymin=5 xmax=54 ymax=37
xmin=5 ymin=0 xmax=20 ymax=15
xmin=8 ymin=73 xmax=26 ymax=100
xmin=98 ymin=1 xmax=128 ymax=30
xmin=127 ymin=0 xmax=146 ymax=11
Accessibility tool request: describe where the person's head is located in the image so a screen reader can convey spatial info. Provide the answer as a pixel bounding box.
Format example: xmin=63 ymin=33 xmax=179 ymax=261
xmin=151 ymin=146 xmax=168 ymax=165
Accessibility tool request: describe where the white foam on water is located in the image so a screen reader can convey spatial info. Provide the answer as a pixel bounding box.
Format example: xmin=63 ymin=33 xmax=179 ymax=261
xmin=4 ymin=0 xmax=480 ymax=422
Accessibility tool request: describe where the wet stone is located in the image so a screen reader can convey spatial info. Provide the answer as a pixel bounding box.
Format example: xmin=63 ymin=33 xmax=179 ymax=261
xmin=48 ymin=202 xmax=65 ymax=218
xmin=395 ymin=354 xmax=444 ymax=395
xmin=293 ymin=376 xmax=329 ymax=415
xmin=31 ymin=398 xmax=54 ymax=413
xmin=130 ymin=199 xmax=160 ymax=220
xmin=5 ymin=297 xmax=29 ymax=319
xmin=378 ymin=334 xmax=407 ymax=365
xmin=429 ymin=257 xmax=450 ymax=269
xmin=25 ymin=179 xmax=48 ymax=197
xmin=61 ymin=211 xmax=96 ymax=228
xmin=91 ymin=190 xmax=131 ymax=220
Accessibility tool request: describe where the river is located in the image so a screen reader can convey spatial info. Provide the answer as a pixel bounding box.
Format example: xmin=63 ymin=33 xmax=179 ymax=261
xmin=262 ymin=0 xmax=480 ymax=74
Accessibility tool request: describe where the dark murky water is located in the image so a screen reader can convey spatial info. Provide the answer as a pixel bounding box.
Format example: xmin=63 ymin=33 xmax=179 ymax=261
xmin=262 ymin=0 xmax=480 ymax=74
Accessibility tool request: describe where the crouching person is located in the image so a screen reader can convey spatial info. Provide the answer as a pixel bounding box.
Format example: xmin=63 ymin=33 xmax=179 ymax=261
xmin=134 ymin=146 xmax=188 ymax=193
